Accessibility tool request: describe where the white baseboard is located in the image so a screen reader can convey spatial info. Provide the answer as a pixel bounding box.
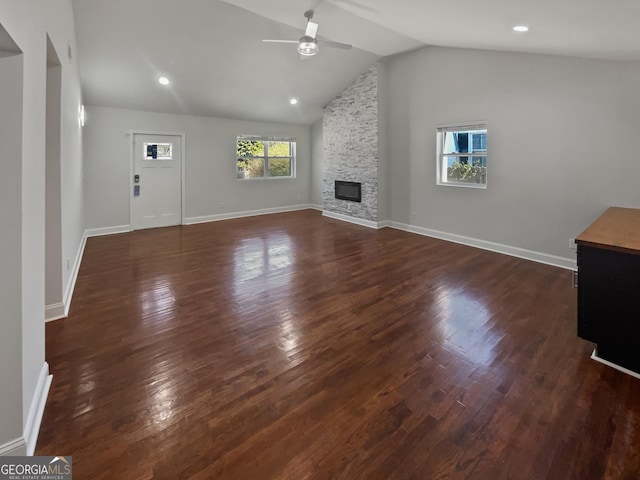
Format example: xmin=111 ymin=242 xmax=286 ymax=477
xmin=322 ymin=210 xmax=386 ymax=229
xmin=24 ymin=363 xmax=52 ymax=456
xmin=308 ymin=203 xmax=323 ymax=211
xmin=46 ymin=228 xmax=93 ymax=323
xmin=85 ymin=225 xmax=131 ymax=237
xmin=44 ymin=303 xmax=65 ymax=323
xmin=388 ymin=221 xmax=576 ymax=270
xmin=0 ymin=437 xmax=27 ymax=456
xmin=61 ymin=231 xmax=90 ymax=318
xmin=185 ymin=204 xmax=313 ymax=225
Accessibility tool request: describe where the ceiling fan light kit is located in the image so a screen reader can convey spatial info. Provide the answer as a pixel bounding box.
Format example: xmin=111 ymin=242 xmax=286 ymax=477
xmin=297 ymin=36 xmax=319 ymax=56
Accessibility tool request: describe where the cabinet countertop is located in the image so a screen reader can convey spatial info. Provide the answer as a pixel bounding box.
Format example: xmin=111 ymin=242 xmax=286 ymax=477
xmin=576 ymin=207 xmax=640 ymax=255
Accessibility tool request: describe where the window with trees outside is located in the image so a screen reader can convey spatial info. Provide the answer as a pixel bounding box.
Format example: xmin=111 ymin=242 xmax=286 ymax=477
xmin=436 ymin=123 xmax=487 ymax=188
xmin=237 ymin=136 xmax=296 ymax=179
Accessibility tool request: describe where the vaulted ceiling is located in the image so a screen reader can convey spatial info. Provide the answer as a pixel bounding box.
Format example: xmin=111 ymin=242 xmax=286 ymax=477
xmin=72 ymin=0 xmax=640 ymax=126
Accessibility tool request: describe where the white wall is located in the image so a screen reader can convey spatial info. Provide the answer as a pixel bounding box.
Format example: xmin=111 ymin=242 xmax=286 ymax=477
xmin=0 ymin=49 xmax=24 ymax=455
xmin=45 ymin=42 xmax=62 ymax=308
xmin=0 ymin=0 xmax=84 ymax=455
xmin=84 ymin=106 xmax=312 ymax=230
xmin=49 ymin=3 xmax=85 ymax=315
xmin=386 ymin=47 xmax=640 ymax=262
xmin=310 ymin=119 xmax=323 ymax=208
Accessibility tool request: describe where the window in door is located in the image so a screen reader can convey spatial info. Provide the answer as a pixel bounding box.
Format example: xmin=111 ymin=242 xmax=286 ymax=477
xmin=144 ymin=142 xmax=173 ymax=160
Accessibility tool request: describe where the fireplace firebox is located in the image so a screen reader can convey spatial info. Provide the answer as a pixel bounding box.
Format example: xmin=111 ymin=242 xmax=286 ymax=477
xmin=335 ymin=181 xmax=361 ymax=203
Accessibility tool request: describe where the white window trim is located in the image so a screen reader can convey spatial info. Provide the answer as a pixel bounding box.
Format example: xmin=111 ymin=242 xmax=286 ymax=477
xmin=436 ymin=122 xmax=487 ymax=189
xmin=237 ymin=135 xmax=297 ymax=180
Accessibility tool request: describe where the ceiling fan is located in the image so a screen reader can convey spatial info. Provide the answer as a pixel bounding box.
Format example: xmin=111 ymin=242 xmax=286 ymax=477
xmin=262 ymin=10 xmax=352 ymax=57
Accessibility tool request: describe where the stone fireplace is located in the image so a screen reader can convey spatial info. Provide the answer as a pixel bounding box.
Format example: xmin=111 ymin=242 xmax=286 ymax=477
xmin=322 ymin=63 xmax=381 ymax=223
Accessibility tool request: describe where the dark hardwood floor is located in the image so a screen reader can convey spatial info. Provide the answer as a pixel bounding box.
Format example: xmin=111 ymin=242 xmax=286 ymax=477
xmin=36 ymin=210 xmax=640 ymax=479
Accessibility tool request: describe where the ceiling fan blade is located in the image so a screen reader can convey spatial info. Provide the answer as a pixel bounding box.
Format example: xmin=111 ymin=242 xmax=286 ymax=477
xmin=318 ymin=40 xmax=352 ymax=50
xmin=329 ymin=0 xmax=378 ymax=13
xmin=262 ymin=39 xmax=299 ymax=44
xmin=305 ymin=21 xmax=318 ymax=38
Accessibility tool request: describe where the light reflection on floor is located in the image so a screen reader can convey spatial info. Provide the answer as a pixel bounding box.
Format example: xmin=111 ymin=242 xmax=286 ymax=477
xmin=232 ymin=233 xmax=300 ymax=357
xmin=232 ymin=233 xmax=293 ymax=290
xmin=150 ymin=378 xmax=177 ymax=429
xmin=277 ymin=313 xmax=300 ymax=354
xmin=431 ymin=283 xmax=503 ymax=368
xmin=137 ymin=275 xmax=177 ymax=319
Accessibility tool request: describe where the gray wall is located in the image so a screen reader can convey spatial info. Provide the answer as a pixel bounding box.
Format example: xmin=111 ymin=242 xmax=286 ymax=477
xmin=84 ymin=106 xmax=312 ymax=229
xmin=323 ymin=64 xmax=379 ymax=222
xmin=386 ymin=46 xmax=640 ymax=259
xmin=0 ymin=50 xmax=24 ymax=453
xmin=45 ymin=49 xmax=62 ymax=307
xmin=310 ymin=119 xmax=323 ymax=208
xmin=377 ymin=60 xmax=389 ymax=222
xmin=0 ymin=0 xmax=84 ymax=454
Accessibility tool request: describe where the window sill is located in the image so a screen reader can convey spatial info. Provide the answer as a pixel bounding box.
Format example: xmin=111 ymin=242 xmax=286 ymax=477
xmin=236 ymin=176 xmax=296 ymax=181
xmin=436 ymin=181 xmax=487 ymax=189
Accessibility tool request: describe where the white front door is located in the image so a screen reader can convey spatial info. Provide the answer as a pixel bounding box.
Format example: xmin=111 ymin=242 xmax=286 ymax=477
xmin=132 ymin=134 xmax=182 ymax=230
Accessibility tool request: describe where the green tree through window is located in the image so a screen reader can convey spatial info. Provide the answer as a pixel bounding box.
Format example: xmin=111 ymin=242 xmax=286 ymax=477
xmin=237 ymin=137 xmax=296 ymax=179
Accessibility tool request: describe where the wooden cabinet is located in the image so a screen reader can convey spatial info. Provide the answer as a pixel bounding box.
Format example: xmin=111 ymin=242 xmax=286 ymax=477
xmin=576 ymin=207 xmax=640 ymax=373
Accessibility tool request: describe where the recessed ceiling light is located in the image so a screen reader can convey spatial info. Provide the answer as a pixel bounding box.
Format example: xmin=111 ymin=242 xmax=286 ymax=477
xmin=158 ymin=76 xmax=170 ymax=86
xmin=289 ymin=98 xmax=298 ymax=105
xmin=513 ymin=25 xmax=529 ymax=33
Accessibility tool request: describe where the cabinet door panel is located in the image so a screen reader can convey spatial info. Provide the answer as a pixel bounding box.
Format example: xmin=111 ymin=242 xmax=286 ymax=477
xmin=578 ymin=245 xmax=640 ymax=345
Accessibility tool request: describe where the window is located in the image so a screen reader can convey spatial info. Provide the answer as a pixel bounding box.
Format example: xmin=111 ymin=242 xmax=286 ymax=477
xmin=144 ymin=142 xmax=173 ymax=160
xmin=436 ymin=123 xmax=487 ymax=188
xmin=237 ymin=136 xmax=296 ymax=179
